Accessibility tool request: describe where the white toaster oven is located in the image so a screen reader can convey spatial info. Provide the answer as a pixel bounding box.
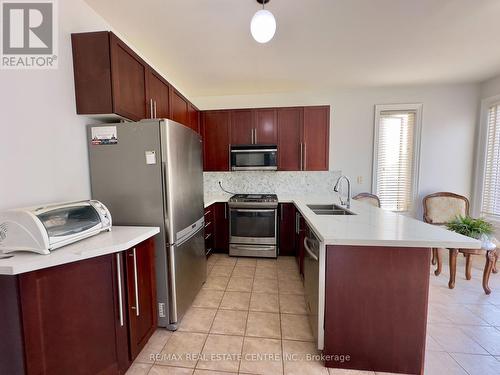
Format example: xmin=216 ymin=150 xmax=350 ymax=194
xmin=0 ymin=200 xmax=112 ymax=255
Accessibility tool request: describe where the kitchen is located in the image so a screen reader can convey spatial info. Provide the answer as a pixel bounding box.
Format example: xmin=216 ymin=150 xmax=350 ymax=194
xmin=1 ymin=1 xmax=500 ymax=375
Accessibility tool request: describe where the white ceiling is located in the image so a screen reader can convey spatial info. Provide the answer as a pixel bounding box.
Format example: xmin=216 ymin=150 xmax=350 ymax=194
xmin=84 ymin=0 xmax=500 ymax=97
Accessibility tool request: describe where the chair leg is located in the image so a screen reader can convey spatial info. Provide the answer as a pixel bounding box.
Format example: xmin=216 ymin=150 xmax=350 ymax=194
xmin=465 ymin=254 xmax=472 ymax=280
xmin=493 ymin=254 xmax=498 ymax=274
xmin=448 ymin=249 xmax=458 ymax=289
xmin=482 ymin=249 xmax=497 ymax=295
xmin=434 ymin=249 xmax=442 ymax=276
xmin=431 ymin=248 xmax=437 ymax=265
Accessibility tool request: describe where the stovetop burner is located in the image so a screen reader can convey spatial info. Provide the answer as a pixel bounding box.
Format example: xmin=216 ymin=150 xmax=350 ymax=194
xmin=228 ymin=193 xmax=278 ymax=208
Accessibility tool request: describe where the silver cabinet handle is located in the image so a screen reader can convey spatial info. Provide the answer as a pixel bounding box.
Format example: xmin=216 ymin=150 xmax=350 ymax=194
xmin=254 ymin=128 xmax=257 ymax=144
xmin=153 ymin=101 xmax=157 ymax=118
xmin=251 ymin=128 xmax=254 ymax=144
xmin=303 ymin=143 xmax=307 ymax=170
xmin=228 ymin=144 xmax=232 ymax=171
xmin=132 ymin=247 xmax=140 ymax=316
xmin=205 ymin=233 xmax=212 ymax=240
xmin=150 ymin=99 xmax=154 ymax=119
xmin=303 ymin=237 xmax=319 ymax=261
xmin=116 ymin=253 xmax=124 ymax=327
xmin=300 ymin=143 xmax=304 ymax=170
xmin=295 ymin=212 xmax=300 ymax=234
xmin=224 ymin=204 xmax=227 ymax=219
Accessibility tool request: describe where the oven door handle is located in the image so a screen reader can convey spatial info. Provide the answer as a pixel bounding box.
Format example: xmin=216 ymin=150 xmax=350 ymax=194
xmin=231 ymin=208 xmax=277 ymax=213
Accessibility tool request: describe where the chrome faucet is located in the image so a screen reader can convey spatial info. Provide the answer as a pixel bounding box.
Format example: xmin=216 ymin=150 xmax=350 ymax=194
xmin=334 ymin=175 xmax=351 ymax=209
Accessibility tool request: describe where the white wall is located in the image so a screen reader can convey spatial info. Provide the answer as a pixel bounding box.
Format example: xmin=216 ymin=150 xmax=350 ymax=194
xmin=480 ymin=74 xmax=500 ymax=99
xmin=193 ymin=83 xmax=479 ymax=218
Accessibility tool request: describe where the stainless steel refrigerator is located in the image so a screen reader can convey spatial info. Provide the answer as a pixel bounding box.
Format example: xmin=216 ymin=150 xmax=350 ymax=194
xmin=87 ymin=119 xmax=206 ymax=329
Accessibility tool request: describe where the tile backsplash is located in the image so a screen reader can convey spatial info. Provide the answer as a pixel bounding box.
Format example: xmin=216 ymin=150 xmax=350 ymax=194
xmin=204 ymin=171 xmax=342 ymax=195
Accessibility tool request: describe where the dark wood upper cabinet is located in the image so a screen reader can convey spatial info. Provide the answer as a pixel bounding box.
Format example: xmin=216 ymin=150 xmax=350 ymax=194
xmin=171 ymin=89 xmax=189 ymax=127
xmin=278 ymin=107 xmax=303 ymax=171
xmin=303 ymin=106 xmax=330 ymax=171
xmin=147 ymin=69 xmax=170 ymax=119
xmin=188 ymin=103 xmax=200 ymax=133
xmin=230 ymin=109 xmax=254 ymax=145
xmin=125 ymin=238 xmax=157 ymax=359
xmin=201 ymin=111 xmax=231 ymax=171
xmin=254 ymin=108 xmax=278 ymax=144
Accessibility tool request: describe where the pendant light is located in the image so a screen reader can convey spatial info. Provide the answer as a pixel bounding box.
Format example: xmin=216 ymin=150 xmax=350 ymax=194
xmin=250 ymin=0 xmax=276 ymax=44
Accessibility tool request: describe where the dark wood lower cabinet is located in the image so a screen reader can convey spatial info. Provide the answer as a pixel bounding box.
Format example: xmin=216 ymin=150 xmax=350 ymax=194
xmin=295 ymin=211 xmax=306 ymax=275
xmin=213 ymin=203 xmax=229 ymax=253
xmin=279 ymin=203 xmax=296 ymax=256
xmin=324 ymin=245 xmax=430 ymax=375
xmin=0 ymin=239 xmax=157 ymax=375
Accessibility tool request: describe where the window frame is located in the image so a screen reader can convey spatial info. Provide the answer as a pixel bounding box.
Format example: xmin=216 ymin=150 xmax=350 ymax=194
xmin=372 ymin=103 xmax=423 ymax=214
xmin=473 ymin=94 xmax=500 ymax=223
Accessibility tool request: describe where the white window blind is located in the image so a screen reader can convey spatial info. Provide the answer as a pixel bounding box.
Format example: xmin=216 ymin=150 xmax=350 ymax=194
xmin=374 ymin=108 xmax=420 ymax=212
xmin=481 ymin=103 xmax=500 ymax=218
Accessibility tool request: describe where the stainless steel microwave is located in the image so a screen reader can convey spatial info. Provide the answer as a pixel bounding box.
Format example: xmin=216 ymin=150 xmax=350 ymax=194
xmin=230 ymin=145 xmax=278 ymax=171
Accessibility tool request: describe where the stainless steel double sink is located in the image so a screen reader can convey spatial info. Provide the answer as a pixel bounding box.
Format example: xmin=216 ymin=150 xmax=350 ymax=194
xmin=307 ymin=204 xmax=355 ymax=215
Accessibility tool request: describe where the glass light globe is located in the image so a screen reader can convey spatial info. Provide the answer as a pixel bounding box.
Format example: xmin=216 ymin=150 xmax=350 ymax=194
xmin=250 ymin=9 xmax=276 ymax=43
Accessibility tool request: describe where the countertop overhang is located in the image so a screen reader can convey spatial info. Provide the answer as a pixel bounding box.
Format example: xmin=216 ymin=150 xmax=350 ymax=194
xmin=0 ymin=226 xmax=160 ymax=275
xmin=204 ymin=192 xmax=481 ymax=249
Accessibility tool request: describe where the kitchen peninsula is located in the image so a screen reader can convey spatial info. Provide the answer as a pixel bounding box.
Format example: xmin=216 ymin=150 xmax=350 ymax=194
xmin=204 ymin=192 xmax=481 ymax=375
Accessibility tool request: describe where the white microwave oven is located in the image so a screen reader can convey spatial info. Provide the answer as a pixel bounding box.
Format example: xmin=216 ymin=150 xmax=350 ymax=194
xmin=0 ymin=200 xmax=112 ymax=255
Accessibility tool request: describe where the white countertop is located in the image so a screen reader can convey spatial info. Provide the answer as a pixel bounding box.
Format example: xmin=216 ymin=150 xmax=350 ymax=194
xmin=0 ymin=226 xmax=160 ymax=275
xmin=204 ymin=192 xmax=481 ymax=249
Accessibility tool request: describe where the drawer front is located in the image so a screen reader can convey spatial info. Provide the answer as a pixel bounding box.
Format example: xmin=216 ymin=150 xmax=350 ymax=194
xmin=204 ymin=206 xmax=214 ymax=255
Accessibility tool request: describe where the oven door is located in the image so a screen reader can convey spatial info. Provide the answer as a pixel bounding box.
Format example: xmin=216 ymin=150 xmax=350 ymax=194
xmin=230 ymin=146 xmax=277 ymax=171
xmin=230 ymin=208 xmax=277 ymax=245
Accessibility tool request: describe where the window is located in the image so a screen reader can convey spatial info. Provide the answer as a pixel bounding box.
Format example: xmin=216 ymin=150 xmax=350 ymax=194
xmin=373 ymin=104 xmax=422 ymax=212
xmin=480 ymin=103 xmax=500 ymax=219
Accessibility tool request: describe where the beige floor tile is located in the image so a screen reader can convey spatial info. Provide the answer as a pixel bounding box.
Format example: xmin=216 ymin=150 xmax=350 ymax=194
xmin=256 ymin=259 xmax=277 ymax=268
xmin=246 ymin=311 xmax=281 ymax=339
xmin=278 ymin=279 xmax=305 ymax=295
xmin=194 ymin=369 xmax=237 ymax=375
xmin=135 ymin=330 xmax=172 ymax=363
xmin=450 ymin=353 xmax=500 ymax=375
xmin=432 ymin=303 xmax=488 ymax=325
xmin=278 ymin=268 xmax=302 ymax=281
xmin=255 ymin=266 xmax=278 ymax=279
xmin=125 ymin=363 xmax=153 ymax=375
xmin=216 ymin=257 xmax=237 ymax=267
xmin=236 ymin=258 xmax=257 ymax=267
xmin=203 ymin=276 xmax=229 ymax=291
xmin=159 ymin=332 xmax=207 ymax=368
xmin=426 ymin=334 xmax=444 ymax=352
xmin=178 ymin=308 xmax=217 ymax=333
xmin=279 ymin=294 xmax=308 ymax=314
xmin=192 ymin=290 xmax=224 ymax=309
xmin=465 ymin=304 xmax=500 ymax=326
xmin=149 ymin=365 xmax=194 ymax=374
xmin=253 ymin=278 xmax=279 ymax=294
xmin=219 ymin=291 xmax=251 ymax=310
xmin=196 ymin=334 xmax=243 ymax=372
xmin=281 ymin=314 xmax=313 ymax=341
xmin=282 ymin=340 xmax=328 ymax=375
xmin=423 ymin=349 xmax=468 ymax=375
xmin=459 ymin=325 xmax=500 ymax=355
xmin=210 ymin=265 xmax=234 ymax=277
xmin=328 ymin=369 xmax=375 ymax=374
xmin=250 ymin=293 xmax=279 ymax=313
xmin=226 ymin=277 xmax=253 ymax=292
xmin=210 ymin=310 xmax=248 ymax=336
xmin=239 ymin=337 xmax=283 ymax=375
xmin=233 ymin=265 xmax=256 ymax=278
xmin=427 ymin=323 xmax=488 ymax=354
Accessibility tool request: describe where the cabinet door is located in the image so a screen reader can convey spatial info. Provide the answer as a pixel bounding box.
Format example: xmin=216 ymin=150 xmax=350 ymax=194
xmin=214 ymin=203 xmax=229 ymax=253
xmin=125 ymin=238 xmax=157 ymax=360
xmin=255 ymin=108 xmax=278 ymax=144
xmin=295 ymin=211 xmax=306 ymax=276
xmin=188 ymin=103 xmax=200 ymax=133
xmin=110 ymin=34 xmax=147 ymax=121
xmin=171 ymin=89 xmax=189 ymax=126
xmin=148 ymin=70 xmax=170 ymax=119
xmin=303 ymin=106 xmax=330 ymax=171
xmin=18 ymin=255 xmax=125 ymax=375
xmin=201 ymin=111 xmax=231 ymax=171
xmin=279 ymin=203 xmax=296 ymax=256
xmin=231 ymin=109 xmax=254 ymax=145
xmin=277 ymin=107 xmax=303 ymax=171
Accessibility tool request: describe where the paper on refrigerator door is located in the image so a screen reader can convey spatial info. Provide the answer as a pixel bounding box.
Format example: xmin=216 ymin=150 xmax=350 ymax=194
xmin=91 ymin=126 xmax=118 ymax=145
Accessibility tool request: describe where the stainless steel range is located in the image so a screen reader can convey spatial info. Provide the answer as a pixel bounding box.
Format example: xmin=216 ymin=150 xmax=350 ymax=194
xmin=228 ymin=194 xmax=278 ymax=258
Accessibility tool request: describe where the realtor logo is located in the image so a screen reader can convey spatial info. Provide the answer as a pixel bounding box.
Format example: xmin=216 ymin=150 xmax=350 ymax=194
xmin=1 ymin=0 xmax=58 ymax=68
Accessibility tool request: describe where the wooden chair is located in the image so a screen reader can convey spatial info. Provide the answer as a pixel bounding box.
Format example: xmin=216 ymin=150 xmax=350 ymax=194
xmin=353 ymin=193 xmax=381 ymax=208
xmin=423 ymin=192 xmax=498 ymax=294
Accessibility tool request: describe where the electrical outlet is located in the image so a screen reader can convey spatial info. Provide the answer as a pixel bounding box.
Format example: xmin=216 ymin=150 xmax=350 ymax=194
xmin=356 ymin=176 xmax=363 ymax=184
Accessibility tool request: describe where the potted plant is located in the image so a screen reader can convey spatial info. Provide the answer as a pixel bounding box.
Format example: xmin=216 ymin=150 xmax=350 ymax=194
xmin=446 ymin=215 xmax=496 ymax=249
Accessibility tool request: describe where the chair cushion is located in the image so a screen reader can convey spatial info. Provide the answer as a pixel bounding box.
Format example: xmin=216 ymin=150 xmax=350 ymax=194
xmin=425 ymin=196 xmax=467 ymax=224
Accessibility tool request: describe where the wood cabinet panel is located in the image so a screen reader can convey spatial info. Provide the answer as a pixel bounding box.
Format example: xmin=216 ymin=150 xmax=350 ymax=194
xmin=231 ymin=109 xmax=254 ymax=145
xmin=125 ymin=238 xmax=157 ymax=359
xmin=204 ymin=206 xmax=215 ymax=256
xmin=277 ymin=107 xmax=303 ymax=171
xmin=213 ymin=203 xmax=229 ymax=253
xmin=279 ymin=203 xmax=296 ymax=256
xmin=18 ymin=255 xmax=123 ymax=375
xmin=171 ymin=90 xmax=189 ymax=126
xmin=202 ymin=111 xmax=231 ymax=171
xmin=148 ymin=70 xmax=170 ymax=119
xmin=110 ymin=34 xmax=147 ymax=121
xmin=303 ymin=106 xmax=330 ymax=171
xmin=188 ymin=103 xmax=200 ymax=133
xmin=255 ymin=108 xmax=278 ymax=144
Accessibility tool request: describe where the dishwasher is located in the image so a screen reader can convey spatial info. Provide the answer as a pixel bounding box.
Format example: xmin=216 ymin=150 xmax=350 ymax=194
xmin=303 ymin=225 xmax=320 ymax=343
